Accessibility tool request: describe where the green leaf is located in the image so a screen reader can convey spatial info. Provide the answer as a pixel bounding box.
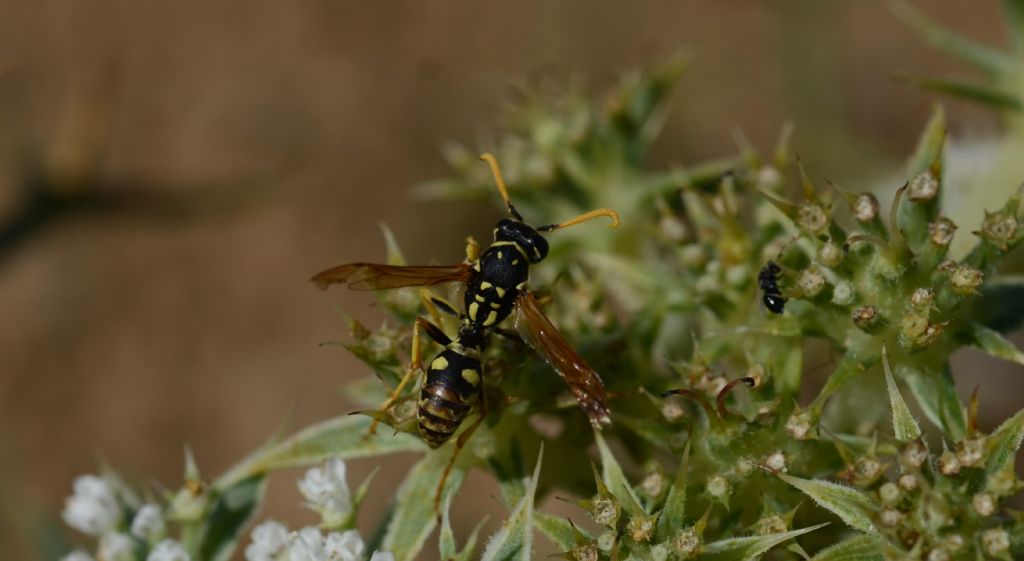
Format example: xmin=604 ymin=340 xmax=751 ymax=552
xmin=891 ymin=1 xmax=1016 ymax=76
xmin=882 ymin=346 xmax=922 ymax=442
xmin=215 ymin=415 xmax=424 ymax=490
xmin=900 ymin=76 xmax=1023 ymax=111
xmin=594 ymin=432 xmax=644 ymax=515
xmin=655 ymin=442 xmax=689 ymax=541
xmin=779 ymin=475 xmax=876 ymax=533
xmin=440 ymin=494 xmax=488 ymax=561
xmin=985 ymin=408 xmax=1024 ymax=485
xmin=382 ymin=448 xmax=468 ymax=561
xmin=534 ymin=513 xmax=578 ymax=552
xmin=809 ymin=353 xmax=878 ymax=414
xmin=902 ymin=363 xmax=967 ymax=441
xmin=700 ymin=523 xmax=828 ymax=561
xmin=904 ymin=104 xmax=945 ymax=178
xmin=960 ymin=322 xmax=1024 ymax=365
xmin=972 ymin=276 xmax=1024 ymax=333
xmin=479 ymin=446 xmax=543 ymax=561
xmin=195 ymin=475 xmax=266 ymax=561
xmin=808 ymin=535 xmax=884 ymax=561
xmin=1002 ymin=0 xmax=1024 ymax=55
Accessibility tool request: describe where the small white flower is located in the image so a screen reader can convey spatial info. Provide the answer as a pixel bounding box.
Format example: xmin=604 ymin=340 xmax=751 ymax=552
xmin=62 ymin=475 xmax=122 ymax=536
xmin=131 ymin=504 xmax=166 ymax=541
xmin=323 ymin=530 xmax=364 ymax=561
xmin=99 ymin=532 xmax=135 ymax=561
xmin=286 ymin=527 xmax=327 ymax=561
xmin=298 ymin=458 xmax=353 ymax=524
xmin=245 ymin=520 xmax=289 ymax=561
xmin=147 ymin=539 xmax=190 ymax=561
xmin=61 ymin=551 xmax=95 ymax=561
xmin=369 ymin=552 xmax=395 ymax=561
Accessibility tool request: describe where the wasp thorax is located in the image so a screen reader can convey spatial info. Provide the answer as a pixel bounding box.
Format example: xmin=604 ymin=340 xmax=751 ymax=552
xmin=495 ymin=219 xmax=549 ymax=263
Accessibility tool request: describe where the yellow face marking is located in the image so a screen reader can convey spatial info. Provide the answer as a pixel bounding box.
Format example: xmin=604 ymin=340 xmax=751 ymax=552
xmin=461 ymin=369 xmax=480 ymax=385
xmin=480 ymin=281 xmax=493 ymax=289
xmin=494 ymin=286 xmax=506 ymax=297
xmin=431 ymin=356 xmax=449 ymax=371
xmin=468 ymin=302 xmax=479 ymax=320
xmin=483 ymin=310 xmax=498 ymax=326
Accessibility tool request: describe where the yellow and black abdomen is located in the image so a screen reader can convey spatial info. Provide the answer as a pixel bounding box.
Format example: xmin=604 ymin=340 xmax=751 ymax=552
xmin=417 ymin=345 xmax=482 ymax=448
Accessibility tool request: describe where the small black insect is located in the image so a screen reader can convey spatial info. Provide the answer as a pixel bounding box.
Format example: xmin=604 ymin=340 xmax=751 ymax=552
xmin=758 ymin=261 xmax=786 ymax=314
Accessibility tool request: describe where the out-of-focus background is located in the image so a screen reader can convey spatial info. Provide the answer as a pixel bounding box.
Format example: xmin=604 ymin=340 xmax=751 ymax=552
xmin=0 ymin=1 xmax=1018 ymax=559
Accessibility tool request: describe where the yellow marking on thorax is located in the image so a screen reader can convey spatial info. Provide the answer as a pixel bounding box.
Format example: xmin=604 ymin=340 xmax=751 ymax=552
xmin=474 ymin=294 xmax=485 ymax=303
xmin=468 ymin=302 xmax=479 ymax=320
xmin=431 ymin=356 xmax=449 ymax=371
xmin=461 ymin=369 xmax=480 ymax=385
xmin=483 ymin=310 xmax=498 ymax=326
xmin=490 ymin=301 xmax=501 ymax=309
xmin=480 ymin=281 xmax=493 ymax=289
xmin=494 ymin=286 xmax=506 ymax=297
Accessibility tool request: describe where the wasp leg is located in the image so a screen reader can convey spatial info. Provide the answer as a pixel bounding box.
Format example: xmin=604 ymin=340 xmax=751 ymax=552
xmin=433 ymin=385 xmax=487 ymax=517
xmin=465 ymin=235 xmax=480 ymax=263
xmin=418 ymin=289 xmax=445 ymax=327
xmin=368 ymin=317 xmax=449 ymax=437
xmin=493 ymin=327 xmax=523 ymax=344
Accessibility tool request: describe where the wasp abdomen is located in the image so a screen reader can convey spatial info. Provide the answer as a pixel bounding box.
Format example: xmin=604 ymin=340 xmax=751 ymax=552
xmin=417 ymin=348 xmax=482 ymax=448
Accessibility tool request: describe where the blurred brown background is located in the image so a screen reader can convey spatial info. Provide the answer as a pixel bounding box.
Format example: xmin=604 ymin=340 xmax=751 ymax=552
xmin=0 ymin=1 xmax=1017 ymax=560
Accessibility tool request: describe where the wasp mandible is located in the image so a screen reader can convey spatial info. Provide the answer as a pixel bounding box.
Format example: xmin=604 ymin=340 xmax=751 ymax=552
xmin=312 ymin=153 xmax=620 ymax=448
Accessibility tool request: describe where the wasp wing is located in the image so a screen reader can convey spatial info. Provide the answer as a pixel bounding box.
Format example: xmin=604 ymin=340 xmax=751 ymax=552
xmin=514 ymin=290 xmax=611 ymax=427
xmin=311 ymin=263 xmax=473 ymax=290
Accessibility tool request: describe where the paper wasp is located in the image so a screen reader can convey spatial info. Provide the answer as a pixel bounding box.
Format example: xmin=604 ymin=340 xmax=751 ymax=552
xmin=312 ymin=153 xmax=619 ymax=449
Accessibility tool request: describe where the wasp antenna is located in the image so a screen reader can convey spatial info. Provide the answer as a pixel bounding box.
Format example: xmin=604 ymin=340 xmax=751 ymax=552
xmin=715 ymin=377 xmax=756 ymax=418
xmin=479 ymin=153 xmax=524 ymax=222
xmin=661 ymin=388 xmax=717 ymax=420
xmin=538 ymin=208 xmax=620 ymax=232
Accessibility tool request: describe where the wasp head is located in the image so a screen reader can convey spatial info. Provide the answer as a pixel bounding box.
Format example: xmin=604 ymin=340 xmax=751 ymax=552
xmin=495 ymin=219 xmax=549 ymax=263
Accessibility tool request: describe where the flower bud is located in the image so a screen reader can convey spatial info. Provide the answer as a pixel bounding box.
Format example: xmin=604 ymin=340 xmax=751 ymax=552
xmin=797 ymin=267 xmax=826 ymax=298
xmin=661 ymin=401 xmax=685 ymax=423
xmin=880 ymin=508 xmax=903 ymax=527
xmin=764 ymin=451 xmax=787 ymax=473
xmin=707 ymin=475 xmax=730 ymax=502
xmin=957 ymin=438 xmax=984 ymax=468
xmin=673 ymin=528 xmax=700 ymax=558
xmin=679 ymin=245 xmax=708 ymax=269
xmin=950 ymin=265 xmax=983 ymax=295
xmin=879 ymin=482 xmax=901 ymax=506
xmin=854 ymin=193 xmax=879 ymax=222
xmin=627 ymin=514 xmax=656 ymax=542
xmin=852 ymin=305 xmax=880 ymax=331
xmin=818 ymin=241 xmax=844 ymax=268
xmin=926 ymin=548 xmax=949 ymax=561
xmin=831 ymin=281 xmax=855 ymax=306
xmin=972 ymin=493 xmax=995 ymax=516
xmin=937 ymin=450 xmax=961 ymax=476
xmin=571 ymin=544 xmax=599 ymax=561
xmin=980 ymin=211 xmax=1018 ymax=250
xmin=590 ymin=495 xmax=619 ymax=527
xmin=928 ymin=217 xmax=957 ymax=246
xmin=641 ymin=471 xmax=664 ymax=498
xmin=898 ymin=474 xmax=918 ymax=492
xmin=901 ymin=313 xmax=929 ymax=340
xmin=786 ymin=410 xmax=814 ymax=440
xmin=981 ymin=528 xmax=1009 ymax=556
xmin=909 ymin=287 xmax=934 ymax=310
xmin=901 ymin=440 xmax=928 ymax=468
xmin=908 ymin=171 xmax=938 ymax=201
xmin=659 ymin=215 xmax=688 ymax=242
xmin=798 ymin=203 xmax=829 ymax=233
xmin=756 ymin=515 xmax=787 ymax=535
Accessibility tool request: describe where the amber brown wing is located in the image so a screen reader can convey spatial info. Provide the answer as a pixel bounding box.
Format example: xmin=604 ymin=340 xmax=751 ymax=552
xmin=514 ymin=290 xmax=612 ymax=427
xmin=310 ymin=263 xmax=473 ymax=290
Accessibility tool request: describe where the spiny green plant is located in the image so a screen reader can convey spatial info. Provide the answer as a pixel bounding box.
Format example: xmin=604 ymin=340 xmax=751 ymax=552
xmin=53 ymin=13 xmax=1024 ymax=561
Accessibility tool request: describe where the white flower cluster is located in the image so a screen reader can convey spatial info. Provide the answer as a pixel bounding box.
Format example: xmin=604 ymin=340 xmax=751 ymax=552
xmin=60 ymin=474 xmax=183 ymax=561
xmin=244 ymin=458 xmax=393 ymax=561
xmin=245 ymin=521 xmax=393 ymax=561
xmin=298 ymin=457 xmax=353 ymax=526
